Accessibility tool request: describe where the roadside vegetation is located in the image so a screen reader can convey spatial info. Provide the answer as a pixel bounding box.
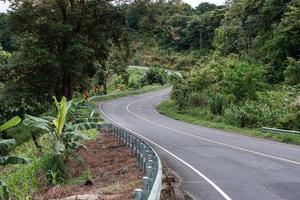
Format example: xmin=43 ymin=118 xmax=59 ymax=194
xmin=125 ymin=0 xmax=300 ymax=144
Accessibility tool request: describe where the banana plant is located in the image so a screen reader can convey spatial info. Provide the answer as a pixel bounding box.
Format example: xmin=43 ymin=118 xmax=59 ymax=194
xmin=0 ymin=116 xmax=21 ymax=133
xmin=0 ymin=117 xmax=30 ymax=200
xmin=0 ymin=116 xmax=30 ymax=165
xmin=23 ymin=96 xmax=100 ymax=158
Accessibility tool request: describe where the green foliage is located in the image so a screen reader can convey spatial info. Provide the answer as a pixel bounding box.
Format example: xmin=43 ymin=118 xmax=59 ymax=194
xmin=196 ymin=2 xmax=218 ymax=14
xmin=223 ymin=60 xmax=266 ymax=101
xmin=284 ymin=57 xmax=300 ymax=85
xmin=0 ymin=116 xmax=21 ymax=134
xmin=171 ymin=55 xmax=299 ymax=130
xmin=209 ymin=93 xmax=227 ymax=115
xmin=0 ymin=14 xmax=13 ymax=52
xmin=0 ymin=117 xmax=30 ymax=200
xmin=23 ymin=97 xmax=98 ymax=159
xmin=280 ymin=106 xmax=300 ymax=131
xmin=43 ymin=154 xmax=65 ymax=185
xmin=82 ymin=169 xmax=93 ymax=185
xmin=0 ymin=0 xmax=127 ymax=122
xmin=141 ymin=67 xmax=168 ymax=86
xmin=0 ymin=49 xmax=10 ymax=66
xmin=158 ymin=99 xmax=300 ymax=145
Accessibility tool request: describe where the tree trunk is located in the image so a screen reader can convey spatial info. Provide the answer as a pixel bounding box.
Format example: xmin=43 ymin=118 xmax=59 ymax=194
xmin=31 ymin=132 xmax=41 ymax=150
xmin=62 ymin=68 xmax=73 ymax=99
xmin=103 ymin=80 xmax=107 ymax=95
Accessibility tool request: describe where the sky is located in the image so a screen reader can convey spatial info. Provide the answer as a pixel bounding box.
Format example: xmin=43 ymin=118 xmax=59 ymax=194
xmin=0 ymin=0 xmax=225 ymax=13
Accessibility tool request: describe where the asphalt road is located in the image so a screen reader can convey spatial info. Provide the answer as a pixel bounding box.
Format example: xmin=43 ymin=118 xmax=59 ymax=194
xmin=99 ymin=87 xmax=300 ymax=200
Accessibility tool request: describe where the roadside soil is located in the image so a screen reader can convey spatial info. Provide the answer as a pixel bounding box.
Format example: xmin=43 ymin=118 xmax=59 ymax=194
xmin=35 ymin=132 xmax=142 ymax=200
xmin=34 ymin=130 xmax=182 ymax=200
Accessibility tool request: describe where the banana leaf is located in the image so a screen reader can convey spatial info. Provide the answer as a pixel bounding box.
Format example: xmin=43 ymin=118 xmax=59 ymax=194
xmin=0 ymin=116 xmax=21 ymax=132
xmin=23 ymin=115 xmax=53 ymax=132
xmin=0 ymin=156 xmax=31 ymax=165
xmin=75 ymin=117 xmax=99 ymax=124
xmin=53 ymin=97 xmax=67 ymax=136
xmin=0 ymin=139 xmax=16 ymax=153
xmin=64 ymin=130 xmax=89 ymax=141
xmin=74 ymin=122 xmax=99 ymax=130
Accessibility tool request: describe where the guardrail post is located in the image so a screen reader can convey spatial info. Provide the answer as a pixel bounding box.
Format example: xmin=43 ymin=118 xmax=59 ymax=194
xmin=136 ymin=139 xmax=140 ymax=158
xmin=123 ymin=131 xmax=126 ymax=144
xmin=108 ymin=124 xmax=112 ymax=132
xmin=146 ymin=166 xmax=154 ymax=188
xmin=144 ymin=149 xmax=150 ymax=170
xmin=132 ymin=136 xmax=136 ymax=152
xmin=134 ymin=189 xmax=142 ymax=200
xmin=127 ymin=133 xmax=130 ymax=147
xmin=142 ymin=176 xmax=150 ymax=199
xmin=142 ymin=145 xmax=147 ymax=171
xmin=139 ymin=143 xmax=144 ymax=169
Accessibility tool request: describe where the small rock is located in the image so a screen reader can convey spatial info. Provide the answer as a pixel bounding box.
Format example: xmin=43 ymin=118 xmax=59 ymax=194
xmin=116 ymin=167 xmax=128 ymax=175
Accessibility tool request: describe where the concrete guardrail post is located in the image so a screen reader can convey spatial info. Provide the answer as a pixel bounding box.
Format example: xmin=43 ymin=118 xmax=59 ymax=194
xmin=146 ymin=165 xmax=154 ymax=188
xmin=135 ymin=189 xmax=142 ymax=200
xmin=142 ymin=176 xmax=150 ymax=199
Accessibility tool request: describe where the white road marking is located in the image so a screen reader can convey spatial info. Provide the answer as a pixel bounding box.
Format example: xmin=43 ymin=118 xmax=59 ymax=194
xmin=99 ymin=103 xmax=232 ymax=200
xmin=126 ymin=96 xmax=300 ymax=166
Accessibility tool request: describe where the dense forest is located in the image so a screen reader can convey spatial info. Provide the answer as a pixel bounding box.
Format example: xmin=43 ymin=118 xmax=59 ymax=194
xmin=0 ymin=0 xmax=300 ymax=198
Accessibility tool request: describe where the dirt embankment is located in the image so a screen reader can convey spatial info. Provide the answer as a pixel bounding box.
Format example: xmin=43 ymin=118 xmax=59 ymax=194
xmin=35 ymin=131 xmax=185 ymax=200
xmin=35 ymin=133 xmax=142 ymax=200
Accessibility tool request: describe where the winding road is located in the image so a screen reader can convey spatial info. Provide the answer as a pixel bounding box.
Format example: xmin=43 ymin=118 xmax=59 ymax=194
xmin=99 ymin=87 xmax=300 ymax=200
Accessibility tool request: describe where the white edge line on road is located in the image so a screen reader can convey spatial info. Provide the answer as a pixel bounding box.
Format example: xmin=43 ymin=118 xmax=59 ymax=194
xmin=98 ymin=103 xmax=232 ymax=200
xmin=126 ymin=96 xmax=300 ymax=166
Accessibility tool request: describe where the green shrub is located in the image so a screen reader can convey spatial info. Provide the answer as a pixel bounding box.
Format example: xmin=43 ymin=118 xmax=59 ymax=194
xmin=223 ymin=60 xmax=267 ymax=101
xmin=42 ymin=154 xmax=66 ymax=185
xmin=284 ymin=57 xmax=300 ymax=86
xmin=224 ymin=100 xmax=279 ymax=128
xmin=171 ymin=82 xmax=189 ymax=110
xmin=140 ymin=67 xmax=167 ymax=86
xmin=280 ymin=106 xmax=300 ymax=131
xmin=225 ymin=104 xmax=249 ymax=128
xmin=208 ymin=93 xmax=227 ymax=115
xmin=168 ymin=73 xmax=181 ymax=84
xmin=188 ymin=91 xmax=209 ymax=107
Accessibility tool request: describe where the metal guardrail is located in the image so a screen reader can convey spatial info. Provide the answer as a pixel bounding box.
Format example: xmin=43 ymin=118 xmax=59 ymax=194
xmin=260 ymin=127 xmax=300 ymax=135
xmin=97 ymin=123 xmax=162 ymax=200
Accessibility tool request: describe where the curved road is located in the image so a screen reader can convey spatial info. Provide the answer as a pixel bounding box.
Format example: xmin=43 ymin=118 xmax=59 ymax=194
xmin=99 ymin=87 xmax=300 ymax=200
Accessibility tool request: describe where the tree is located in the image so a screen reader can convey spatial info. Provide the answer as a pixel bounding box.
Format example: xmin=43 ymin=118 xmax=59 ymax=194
xmin=196 ymin=2 xmax=217 ymax=14
xmin=3 ymin=0 xmax=127 ymax=111
xmin=0 ymin=13 xmax=13 ymax=52
xmin=94 ymin=43 xmax=129 ymax=94
xmin=185 ymin=8 xmax=225 ymax=50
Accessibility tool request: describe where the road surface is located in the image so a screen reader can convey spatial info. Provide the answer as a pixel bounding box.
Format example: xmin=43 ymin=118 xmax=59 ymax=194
xmin=99 ymin=87 xmax=300 ymax=200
